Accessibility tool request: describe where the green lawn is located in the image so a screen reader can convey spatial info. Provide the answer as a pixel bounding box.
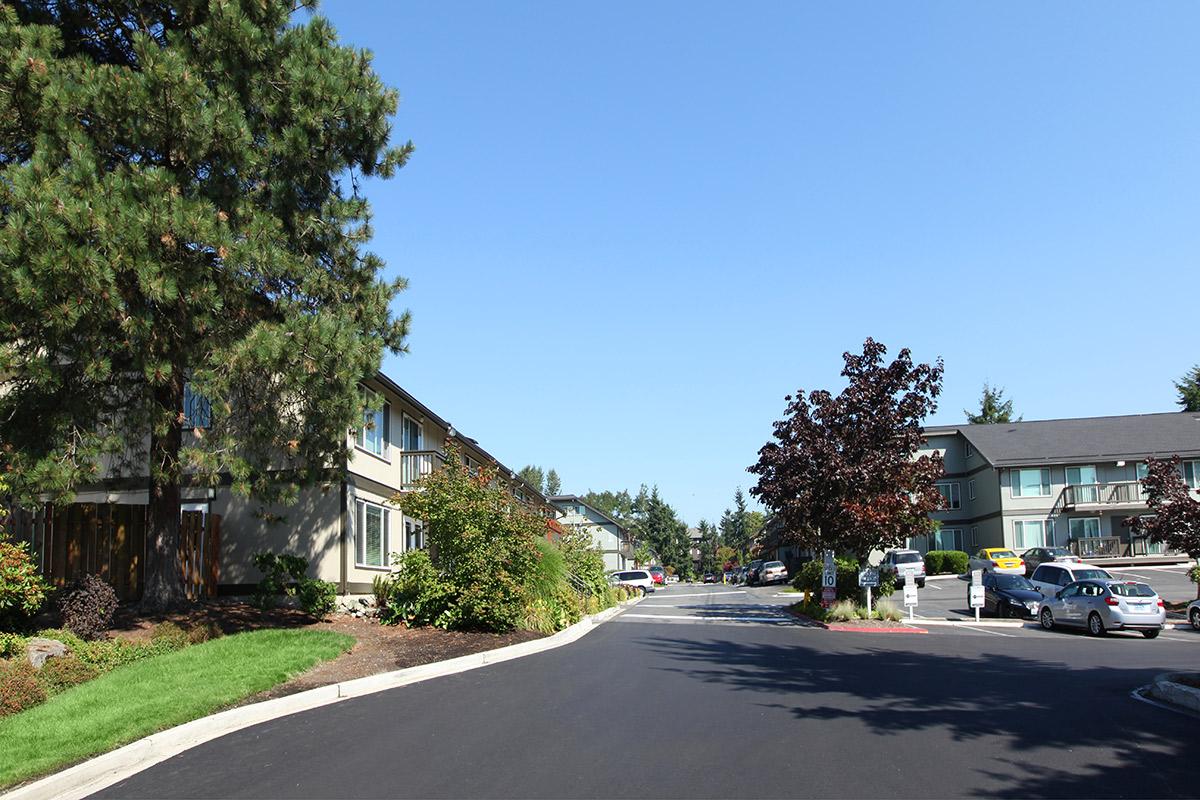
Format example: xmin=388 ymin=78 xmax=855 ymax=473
xmin=0 ymin=628 xmax=353 ymax=788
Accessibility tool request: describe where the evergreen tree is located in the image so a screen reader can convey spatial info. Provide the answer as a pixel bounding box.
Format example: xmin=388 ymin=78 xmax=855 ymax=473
xmin=965 ymin=383 xmax=1020 ymax=424
xmin=696 ymin=519 xmax=719 ymax=575
xmin=1176 ymin=365 xmax=1200 ymax=412
xmin=517 ymin=465 xmax=545 ymax=494
xmin=0 ymin=2 xmax=410 ymax=608
xmin=545 ymin=469 xmax=561 ymax=496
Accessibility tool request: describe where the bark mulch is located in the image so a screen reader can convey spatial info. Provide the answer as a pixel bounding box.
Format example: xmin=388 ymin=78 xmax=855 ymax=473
xmin=106 ymin=600 xmax=545 ymax=702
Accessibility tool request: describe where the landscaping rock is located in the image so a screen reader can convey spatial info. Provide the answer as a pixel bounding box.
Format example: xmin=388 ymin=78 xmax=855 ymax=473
xmin=26 ymin=637 xmax=71 ymax=669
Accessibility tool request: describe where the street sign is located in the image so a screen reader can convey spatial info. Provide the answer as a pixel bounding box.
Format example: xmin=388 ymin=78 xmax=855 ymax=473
xmin=822 ymin=550 xmax=837 ymax=589
xmin=821 ymin=586 xmax=836 ymax=608
xmin=971 ymin=569 xmax=984 ymax=587
xmin=903 ymin=581 xmax=918 ymax=606
xmin=858 ymin=567 xmax=880 ymax=587
xmin=969 ymin=585 xmax=985 ymax=608
xmin=969 ymin=581 xmax=985 ymax=621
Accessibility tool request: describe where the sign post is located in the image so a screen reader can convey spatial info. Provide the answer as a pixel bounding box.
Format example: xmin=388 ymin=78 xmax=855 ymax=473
xmin=970 ymin=569 xmax=985 ymax=622
xmin=858 ymin=567 xmax=880 ymax=617
xmin=903 ymin=580 xmax=918 ymax=620
xmin=821 ymin=550 xmax=837 ymax=608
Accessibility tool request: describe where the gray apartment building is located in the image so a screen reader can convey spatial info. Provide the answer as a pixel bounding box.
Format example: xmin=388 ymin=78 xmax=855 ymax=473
xmin=915 ymin=411 xmax=1200 ymax=560
xmin=549 ymin=495 xmax=632 ymax=572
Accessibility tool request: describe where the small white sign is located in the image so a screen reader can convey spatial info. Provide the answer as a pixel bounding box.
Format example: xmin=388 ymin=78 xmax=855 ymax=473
xmin=903 ymin=581 xmax=918 ymax=606
xmin=971 ymin=569 xmax=984 ymax=587
xmin=969 ymin=585 xmax=985 ymax=608
xmin=858 ymin=567 xmax=880 ymax=587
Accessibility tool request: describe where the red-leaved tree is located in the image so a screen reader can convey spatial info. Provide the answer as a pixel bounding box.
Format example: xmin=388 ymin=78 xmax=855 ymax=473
xmin=1127 ymin=457 xmax=1200 ymax=598
xmin=749 ymin=338 xmax=945 ymax=563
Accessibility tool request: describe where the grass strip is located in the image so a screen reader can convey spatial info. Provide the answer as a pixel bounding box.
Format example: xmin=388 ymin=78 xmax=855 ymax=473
xmin=0 ymin=628 xmax=353 ymax=788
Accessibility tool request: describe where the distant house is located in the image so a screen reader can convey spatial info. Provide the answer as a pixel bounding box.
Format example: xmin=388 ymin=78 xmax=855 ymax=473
xmin=916 ymin=412 xmax=1200 ymax=560
xmin=548 ymin=495 xmax=631 ymax=572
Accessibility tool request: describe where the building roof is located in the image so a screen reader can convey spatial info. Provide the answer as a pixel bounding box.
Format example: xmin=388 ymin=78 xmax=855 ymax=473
xmin=924 ymin=411 xmax=1200 ymax=467
xmin=547 ymin=495 xmax=628 ymax=532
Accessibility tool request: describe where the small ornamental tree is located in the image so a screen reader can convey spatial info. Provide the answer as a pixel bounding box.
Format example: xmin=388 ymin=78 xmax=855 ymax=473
xmin=1127 ymin=457 xmax=1200 ymax=597
xmin=0 ymin=3 xmax=410 ymax=609
xmin=749 ymin=338 xmax=945 ymax=563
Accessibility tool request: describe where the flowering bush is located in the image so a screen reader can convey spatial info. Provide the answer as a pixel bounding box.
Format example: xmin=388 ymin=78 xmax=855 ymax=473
xmin=0 ymin=537 xmax=49 ymax=632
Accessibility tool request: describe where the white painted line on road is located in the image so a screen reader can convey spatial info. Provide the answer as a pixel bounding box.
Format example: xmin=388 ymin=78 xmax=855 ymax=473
xmin=927 ymin=583 xmax=943 ymax=591
xmin=1106 ymin=571 xmax=1157 ymax=580
xmin=957 ymin=624 xmax=1013 ymax=637
xmin=621 ymin=613 xmax=792 ymax=623
xmin=1158 ymin=635 xmax=1200 ymax=644
xmin=654 ymin=591 xmax=746 ymax=598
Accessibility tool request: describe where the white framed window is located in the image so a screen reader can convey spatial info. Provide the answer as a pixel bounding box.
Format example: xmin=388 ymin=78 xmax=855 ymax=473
xmin=401 ymin=414 xmax=422 ymax=452
xmin=1011 ymin=468 xmax=1051 ymax=498
xmin=1013 ymin=519 xmax=1049 ymax=549
xmin=935 ymin=528 xmax=965 ymax=551
xmin=355 ymin=499 xmax=389 ymax=568
xmin=1136 ymin=462 xmax=1149 ymax=480
xmin=936 ymin=482 xmax=961 ymax=510
xmin=356 ymin=388 xmax=388 ymax=458
xmin=965 ymin=442 xmax=974 ymax=458
xmin=1185 ymin=461 xmax=1200 ymax=490
xmin=970 ymin=526 xmax=979 ymax=547
xmin=1068 ymin=517 xmax=1101 ymax=539
xmin=183 ymin=382 xmax=212 ymax=430
xmin=1065 ymin=465 xmax=1099 ymax=503
xmin=968 ymin=480 xmax=976 ymax=501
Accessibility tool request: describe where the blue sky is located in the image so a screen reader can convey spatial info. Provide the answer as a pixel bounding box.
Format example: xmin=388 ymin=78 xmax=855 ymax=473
xmin=324 ymin=1 xmax=1200 ymax=526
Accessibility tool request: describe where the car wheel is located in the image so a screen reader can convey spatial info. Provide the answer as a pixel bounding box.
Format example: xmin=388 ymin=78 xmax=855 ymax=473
xmin=1141 ymin=629 xmax=1160 ymax=639
xmin=1087 ymin=612 xmax=1106 ymax=637
xmin=1040 ymin=607 xmax=1054 ymax=630
xmin=1190 ymin=608 xmax=1200 ymax=632
xmin=917 ymin=579 xmax=925 ymax=589
xmin=998 ymin=603 xmax=1009 ymax=619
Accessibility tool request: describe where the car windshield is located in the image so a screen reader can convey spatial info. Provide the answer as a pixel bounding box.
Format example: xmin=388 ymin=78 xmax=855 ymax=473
xmin=993 ymin=575 xmax=1035 ymax=590
xmin=765 ymin=561 xmax=784 ymax=568
xmin=1046 ymin=548 xmax=1072 ymax=557
xmin=895 ymin=553 xmax=921 ymax=563
xmin=1109 ymin=582 xmax=1155 ymax=597
xmin=1074 ymin=569 xmax=1110 ymax=581
xmin=990 ymin=550 xmax=1018 ymax=559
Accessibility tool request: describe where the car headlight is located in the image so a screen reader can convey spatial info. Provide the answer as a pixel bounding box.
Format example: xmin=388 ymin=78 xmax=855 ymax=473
xmin=1026 ymin=601 xmax=1039 ymax=611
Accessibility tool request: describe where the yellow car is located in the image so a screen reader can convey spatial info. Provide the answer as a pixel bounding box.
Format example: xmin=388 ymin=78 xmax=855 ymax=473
xmin=970 ymin=548 xmax=1026 ymax=576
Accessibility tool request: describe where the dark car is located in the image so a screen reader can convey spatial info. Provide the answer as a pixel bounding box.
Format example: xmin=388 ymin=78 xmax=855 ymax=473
xmin=702 ymin=572 xmax=717 ymax=584
xmin=746 ymin=559 xmax=765 ymax=585
xmin=1020 ymin=546 xmax=1082 ymax=576
xmin=975 ymin=573 xmax=1042 ymax=618
xmin=648 ymin=566 xmax=666 ymax=586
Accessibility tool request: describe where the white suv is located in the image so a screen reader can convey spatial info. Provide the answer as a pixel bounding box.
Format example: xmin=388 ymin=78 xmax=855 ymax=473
xmin=880 ymin=549 xmax=926 ymax=588
xmin=609 ymin=569 xmax=655 ymax=596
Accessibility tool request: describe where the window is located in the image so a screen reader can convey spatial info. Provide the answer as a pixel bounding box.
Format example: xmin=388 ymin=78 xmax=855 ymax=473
xmin=183 ymin=382 xmax=212 ymax=430
xmin=936 ymin=482 xmax=961 ymax=510
xmin=970 ymin=526 xmax=979 ymax=547
xmin=968 ymin=480 xmax=976 ymax=501
xmin=1185 ymin=461 xmax=1200 ymax=490
xmin=965 ymin=442 xmax=974 ymax=458
xmin=935 ymin=528 xmax=965 ymax=551
xmin=356 ymin=388 xmax=388 ymax=457
xmin=1011 ymin=469 xmax=1051 ymax=498
xmin=1065 ymin=465 xmax=1098 ymax=503
xmin=405 ymin=518 xmax=424 ymax=551
xmin=401 ymin=415 xmax=422 ymax=452
xmin=1014 ymin=519 xmax=1048 ymax=549
xmin=1068 ymin=518 xmax=1101 ymax=539
xmin=356 ymin=500 xmax=388 ymax=568
xmin=1136 ymin=462 xmax=1149 ymax=480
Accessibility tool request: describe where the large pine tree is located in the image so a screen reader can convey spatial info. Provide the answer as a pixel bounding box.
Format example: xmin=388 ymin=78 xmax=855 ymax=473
xmin=0 ymin=1 xmax=410 ymax=608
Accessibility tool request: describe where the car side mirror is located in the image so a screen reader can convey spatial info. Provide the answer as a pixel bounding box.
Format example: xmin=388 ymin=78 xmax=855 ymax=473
xmin=1054 ymin=590 xmax=1063 ymax=600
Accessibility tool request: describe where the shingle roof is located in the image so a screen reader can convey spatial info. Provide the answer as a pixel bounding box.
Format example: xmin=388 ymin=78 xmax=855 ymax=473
xmin=925 ymin=412 xmax=1200 ymax=467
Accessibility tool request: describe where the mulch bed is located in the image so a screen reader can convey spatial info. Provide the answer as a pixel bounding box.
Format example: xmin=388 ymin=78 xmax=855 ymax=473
xmin=105 ymin=600 xmax=545 ymax=702
xmin=784 ymin=604 xmax=921 ymax=632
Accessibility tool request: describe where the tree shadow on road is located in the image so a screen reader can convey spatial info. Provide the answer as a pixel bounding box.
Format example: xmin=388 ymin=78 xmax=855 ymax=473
xmin=639 ymin=632 xmax=1198 ymax=798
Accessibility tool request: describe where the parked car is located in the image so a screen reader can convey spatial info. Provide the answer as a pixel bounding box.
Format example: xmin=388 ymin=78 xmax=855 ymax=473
xmin=969 ymin=548 xmax=1025 ymax=576
xmin=648 ymin=566 xmax=666 ymax=586
xmin=879 ymin=549 xmax=926 ymax=588
xmin=1037 ymin=579 xmax=1165 ymax=638
xmin=1020 ymin=546 xmax=1082 ymax=576
xmin=1029 ymin=562 xmax=1113 ymax=597
xmin=760 ymin=561 xmax=788 ymax=585
xmin=973 ymin=573 xmax=1042 ymax=618
xmin=1188 ymin=599 xmax=1200 ymax=631
xmin=609 ymin=569 xmax=655 ymax=596
xmin=735 ymin=566 xmax=748 ymax=584
xmin=702 ymin=572 xmax=717 ymax=584
xmin=745 ymin=559 xmax=765 ymax=585
xmin=666 ymin=574 xmax=680 ymax=584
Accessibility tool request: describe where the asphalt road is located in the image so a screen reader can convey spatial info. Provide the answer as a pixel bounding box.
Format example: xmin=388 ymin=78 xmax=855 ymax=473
xmin=95 ymin=584 xmax=1200 ymax=799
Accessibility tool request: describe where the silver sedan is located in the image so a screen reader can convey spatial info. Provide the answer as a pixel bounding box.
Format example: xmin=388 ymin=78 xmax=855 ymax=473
xmin=1037 ymin=579 xmax=1165 ymax=638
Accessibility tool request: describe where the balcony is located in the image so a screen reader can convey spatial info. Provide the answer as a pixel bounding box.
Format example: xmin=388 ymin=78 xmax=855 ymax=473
xmin=1068 ymin=536 xmax=1121 ymax=559
xmin=1058 ymin=481 xmax=1147 ymax=511
xmin=399 ymin=450 xmax=446 ymax=490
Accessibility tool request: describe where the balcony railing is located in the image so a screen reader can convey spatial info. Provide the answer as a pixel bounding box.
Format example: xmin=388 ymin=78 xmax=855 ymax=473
xmin=1059 ymin=481 xmax=1147 ymax=510
xmin=1069 ymin=536 xmax=1122 ymax=559
xmin=399 ymin=450 xmax=446 ymax=489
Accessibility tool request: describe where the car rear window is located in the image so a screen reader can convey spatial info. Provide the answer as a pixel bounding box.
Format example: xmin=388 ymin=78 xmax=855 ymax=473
xmin=1073 ymin=569 xmax=1110 ymax=581
xmin=1109 ymin=583 xmax=1155 ymax=597
xmin=991 ymin=550 xmax=1017 ymax=559
xmin=765 ymin=561 xmax=784 ymax=568
xmin=616 ymin=571 xmax=645 ymax=581
xmin=896 ymin=553 xmax=922 ymax=563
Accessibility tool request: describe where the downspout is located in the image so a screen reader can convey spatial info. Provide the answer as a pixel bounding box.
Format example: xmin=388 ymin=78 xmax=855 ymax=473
xmin=339 ymin=479 xmax=348 ymax=595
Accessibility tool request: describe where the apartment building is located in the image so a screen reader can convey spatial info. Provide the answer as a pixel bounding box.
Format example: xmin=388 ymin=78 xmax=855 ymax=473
xmin=548 ymin=495 xmax=631 ymax=572
xmin=915 ymin=412 xmax=1200 ymax=560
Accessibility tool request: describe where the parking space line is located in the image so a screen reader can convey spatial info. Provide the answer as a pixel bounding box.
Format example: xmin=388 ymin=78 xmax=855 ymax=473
xmin=654 ymin=591 xmax=746 ymax=598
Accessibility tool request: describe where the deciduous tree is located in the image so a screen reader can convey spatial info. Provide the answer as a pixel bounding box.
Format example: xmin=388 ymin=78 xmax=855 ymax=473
xmin=1127 ymin=457 xmax=1200 ymax=597
xmin=749 ymin=338 xmax=945 ymax=562
xmin=0 ymin=2 xmax=409 ymax=608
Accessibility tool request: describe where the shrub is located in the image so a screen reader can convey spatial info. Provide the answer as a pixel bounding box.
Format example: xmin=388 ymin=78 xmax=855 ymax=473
xmin=792 ymin=556 xmax=862 ymax=599
xmin=150 ymin=621 xmax=191 ymax=651
xmin=826 ymin=600 xmax=858 ymax=622
xmin=0 ymin=659 xmax=46 ymax=717
xmin=35 ymin=655 xmax=98 ymax=696
xmin=57 ymin=574 xmax=118 ymax=640
xmin=251 ymin=551 xmax=309 ymax=610
xmin=382 ymin=549 xmax=456 ymax=629
xmin=295 ymin=579 xmax=337 ymax=620
xmin=372 ymin=574 xmax=393 ymax=613
xmin=187 ymin=621 xmax=222 ymax=644
xmin=0 ymin=537 xmax=50 ymax=632
xmin=925 ymin=550 xmax=968 ymax=575
xmin=876 ymin=598 xmax=903 ymax=621
xmin=0 ymin=632 xmax=26 ymax=659
xmin=924 ymin=551 xmax=945 ymax=575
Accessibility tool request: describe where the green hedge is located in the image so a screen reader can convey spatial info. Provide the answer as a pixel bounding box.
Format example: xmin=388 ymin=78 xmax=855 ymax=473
xmin=925 ymin=550 xmax=968 ymax=575
xmin=791 ymin=558 xmax=896 ymax=601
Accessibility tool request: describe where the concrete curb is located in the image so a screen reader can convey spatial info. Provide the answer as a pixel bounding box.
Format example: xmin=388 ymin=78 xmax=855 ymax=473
xmin=2 ymin=600 xmax=637 ymax=800
xmin=1147 ymin=672 xmax=1200 ymax=714
xmin=903 ymin=618 xmax=1026 ymax=628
